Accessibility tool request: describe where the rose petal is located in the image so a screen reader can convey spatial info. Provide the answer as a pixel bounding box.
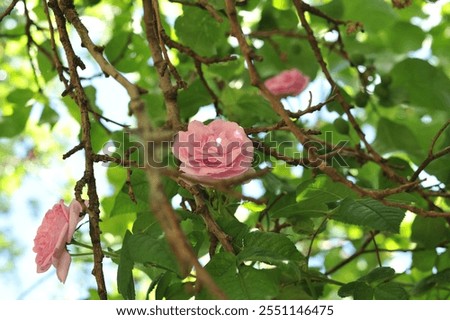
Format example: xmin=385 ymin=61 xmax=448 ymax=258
xmin=264 ymin=68 xmax=310 ymax=97
xmin=173 ymin=119 xmax=254 ymax=181
xmin=54 ymin=250 xmax=71 ymax=283
xmin=67 ymin=199 xmax=83 ymax=243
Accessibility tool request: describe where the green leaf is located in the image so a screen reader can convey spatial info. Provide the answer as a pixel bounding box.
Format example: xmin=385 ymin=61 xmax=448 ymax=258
xmin=337 ymin=281 xmax=358 ymax=297
xmin=275 ymin=284 xmax=313 ymax=300
xmin=0 ymin=104 xmax=32 ymax=138
xmin=38 ymin=105 xmax=59 ymax=128
xmin=198 ymin=252 xmax=279 ymax=299
xmin=110 ymin=170 xmax=149 ymax=216
xmin=90 ymin=121 xmax=110 ymax=153
xmin=425 ymin=128 xmax=450 ymax=185
xmin=332 ymin=198 xmax=405 ymax=233
xmin=6 ymin=89 xmax=35 ymax=105
xmin=36 ymin=40 xmax=55 ymax=82
xmin=374 ymin=282 xmax=409 ymax=300
xmin=436 ymin=250 xmax=450 ymax=272
xmin=412 ymin=250 xmax=437 ymax=272
xmin=361 ymin=267 xmax=395 ymax=284
xmin=297 ymin=175 xmax=356 ymax=204
xmin=117 ymin=231 xmax=136 ymax=300
xmin=100 ymin=212 xmax=136 ymax=238
xmin=270 ymin=192 xmax=319 ymax=218
xmin=178 ymin=79 xmax=213 ymax=119
xmin=317 ymin=0 xmax=344 ymax=19
xmin=207 ymin=0 xmax=225 ymax=10
xmin=237 ymin=231 xmax=302 ymax=265
xmin=374 ymin=117 xmax=423 ymax=159
xmin=354 ymin=282 xmax=374 ymax=300
xmin=206 ymin=58 xmax=245 ymax=81
xmin=126 ymin=231 xmax=179 ymax=274
xmin=257 ymin=39 xmax=317 ymax=79
xmin=105 ymin=33 xmax=149 ymax=73
xmin=411 ymin=216 xmax=448 ymax=248
xmin=378 ymin=157 xmax=414 ymax=189
xmin=220 ymin=87 xmax=278 ymax=127
xmin=143 ymin=93 xmax=166 ymax=126
xmin=412 ymin=268 xmax=450 ymax=295
xmin=390 ymin=58 xmax=450 ymax=112
xmin=384 ymin=22 xmax=426 ymax=54
xmin=62 ymin=96 xmax=81 ymax=124
xmin=110 ymin=188 xmax=149 ymax=216
xmin=338 ymin=281 xmax=373 ymax=300
xmin=175 ymin=7 xmax=227 ymax=56
xmin=342 ymin=0 xmax=397 ymax=33
xmin=343 ymin=0 xmax=397 ymax=32
xmin=105 ymin=31 xmax=129 ymax=63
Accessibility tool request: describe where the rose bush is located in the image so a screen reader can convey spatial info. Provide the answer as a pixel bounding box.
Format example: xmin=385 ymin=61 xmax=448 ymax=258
xmin=172 ymin=119 xmax=254 ymax=180
xmin=33 ymin=199 xmax=84 ymax=283
xmin=264 ymin=68 xmax=310 ymax=97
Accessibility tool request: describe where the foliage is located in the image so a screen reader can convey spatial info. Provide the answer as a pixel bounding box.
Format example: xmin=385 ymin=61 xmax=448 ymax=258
xmin=1 ymin=0 xmax=450 ymax=300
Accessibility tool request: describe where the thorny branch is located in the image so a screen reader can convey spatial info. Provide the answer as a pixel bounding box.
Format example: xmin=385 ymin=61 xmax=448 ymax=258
xmin=144 ymin=0 xmax=182 ymax=129
xmin=47 ymin=0 xmax=107 ymax=299
xmin=142 ymin=0 xmax=226 ymax=299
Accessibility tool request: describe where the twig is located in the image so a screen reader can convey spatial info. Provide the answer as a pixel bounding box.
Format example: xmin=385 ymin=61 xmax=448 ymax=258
xmin=23 ymin=1 xmax=44 ymax=93
xmin=178 ymin=181 xmax=235 ymax=254
xmin=142 ymin=0 xmax=226 ymax=299
xmin=88 ymin=108 xmax=130 ymax=128
xmin=286 ymin=93 xmax=337 ymax=118
xmin=370 ymin=231 xmax=382 ymax=268
xmin=301 ymin=1 xmax=347 ymax=25
xmin=43 ymin=0 xmax=67 ymax=87
xmin=252 ymin=139 xmax=311 ymax=167
xmin=126 ymin=169 xmax=137 ymax=203
xmin=258 ymin=193 xmax=285 ymax=226
xmin=143 ymin=0 xmax=181 ymax=129
xmin=194 ymin=60 xmax=221 ymax=114
xmin=152 ymin=0 xmax=186 ymax=90
xmin=160 ymin=32 xmax=236 ymax=65
xmin=91 ymin=154 xmax=138 ymax=167
xmin=391 ymin=0 xmax=413 ymax=9
xmin=411 ymin=120 xmax=450 ymax=181
xmin=48 ymin=0 xmax=107 ymax=299
xmin=306 ymin=216 xmax=329 ymax=263
xmin=325 ymin=231 xmax=379 ymax=275
xmin=125 ymin=147 xmax=138 ymax=203
xmin=0 ymin=0 xmax=19 ymax=23
xmin=62 ymin=142 xmax=84 ymax=159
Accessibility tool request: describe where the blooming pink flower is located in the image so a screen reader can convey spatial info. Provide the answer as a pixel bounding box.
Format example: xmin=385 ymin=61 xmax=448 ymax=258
xmin=33 ymin=199 xmax=84 ymax=283
xmin=173 ymin=119 xmax=254 ymax=181
xmin=264 ymin=68 xmax=310 ymax=97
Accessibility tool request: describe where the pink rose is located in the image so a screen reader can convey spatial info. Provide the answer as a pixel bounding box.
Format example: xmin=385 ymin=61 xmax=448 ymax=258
xmin=33 ymin=199 xmax=84 ymax=283
xmin=264 ymin=68 xmax=310 ymax=97
xmin=173 ymin=119 xmax=254 ymax=180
